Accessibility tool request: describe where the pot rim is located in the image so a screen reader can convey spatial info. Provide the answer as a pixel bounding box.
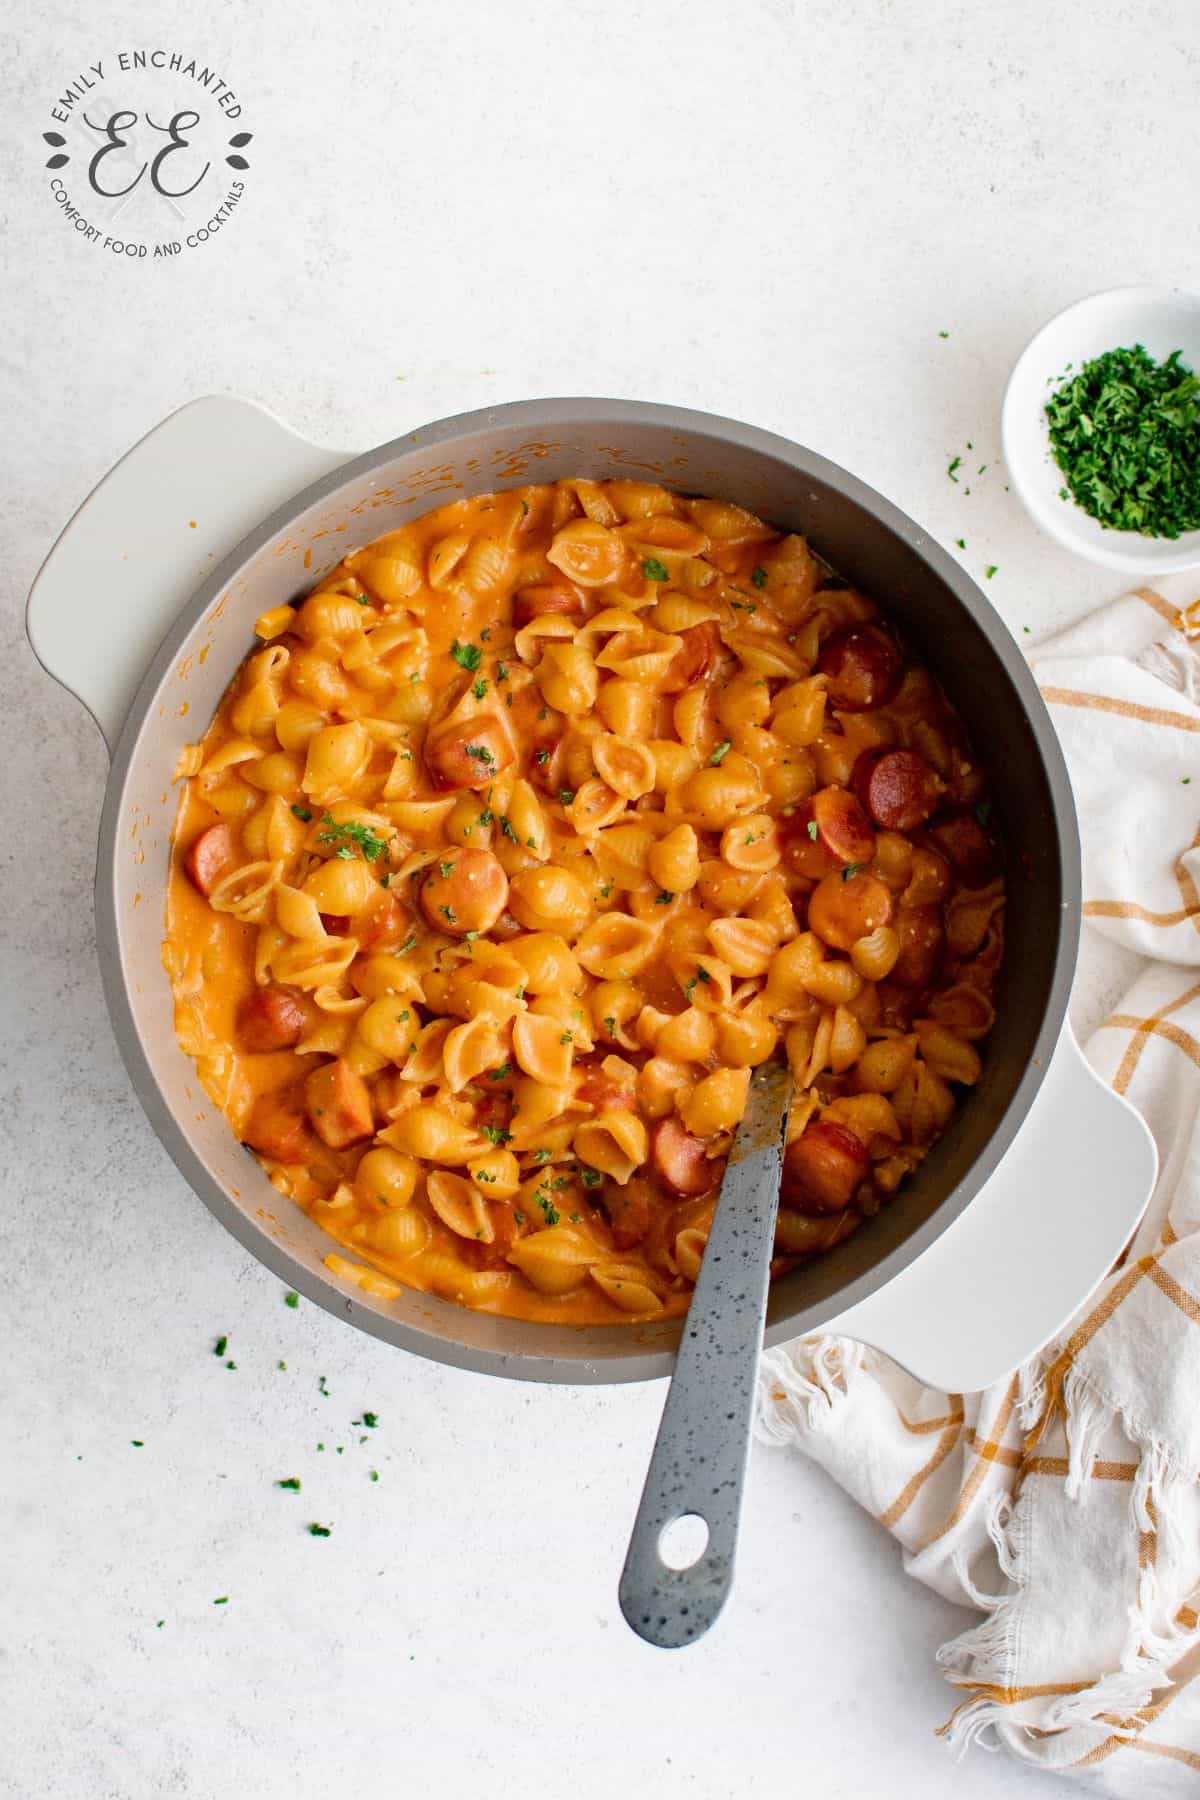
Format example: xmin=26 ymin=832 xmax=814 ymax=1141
xmin=95 ymin=396 xmax=1081 ymax=1383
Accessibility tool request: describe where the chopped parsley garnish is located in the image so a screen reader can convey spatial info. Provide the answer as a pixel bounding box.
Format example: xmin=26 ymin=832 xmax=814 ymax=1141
xmin=655 ymin=890 xmax=674 ymax=904
xmin=751 ymin=565 xmax=767 ymax=589
xmin=213 ymin=1335 xmax=227 ymax=1357
xmin=684 ymin=976 xmax=697 ymax=999
xmin=465 ymin=743 xmax=495 ymax=766
xmin=604 ymin=1015 xmax=617 ymax=1036
xmin=559 ymin=1030 xmax=573 ymax=1045
xmin=317 ymin=1375 xmax=329 ymax=1396
xmin=710 ymin=740 xmax=732 ymax=765
xmin=580 ymin=1167 xmax=601 ymax=1188
xmin=451 ymin=639 xmax=482 ymax=671
xmin=285 ymin=1292 xmax=299 ymax=1308
xmin=513 ymin=1209 xmax=526 ymax=1225
xmin=558 ymin=788 xmax=575 ymax=806
xmin=974 ymin=801 xmax=993 ymax=827
xmin=439 ymin=860 xmax=453 ymax=878
xmin=308 ymin=1524 xmax=332 ymax=1538
xmin=955 ymin=537 xmax=966 ymax=549
xmin=278 ymin=1477 xmax=301 ymax=1492
xmin=985 ymin=564 xmax=998 ymax=579
xmin=1045 ymin=345 xmax=1200 ymax=537
xmin=806 ymin=820 xmax=819 ymax=841
xmin=499 ymin=815 xmax=519 ymax=842
xmin=439 ymin=904 xmax=457 ymax=924
xmin=396 ymin=934 xmax=418 ymax=955
xmin=362 ymin=1412 xmax=379 ymax=1428
xmin=497 ymin=663 xmax=508 ymax=681
xmin=948 ymin=456 xmax=961 ymax=482
xmin=318 ymin=813 xmax=388 ymax=863
xmin=290 ymin=804 xmax=312 ymax=822
xmin=536 ymin=1194 xmax=561 ymax=1226
xmin=482 ymin=1124 xmax=511 ymax=1146
xmin=535 ymin=748 xmax=550 ymax=764
xmin=213 ymin=1597 xmax=229 ymax=1605
xmin=841 ymin=863 xmax=864 ymax=882
xmin=131 ymin=1440 xmax=144 ymax=1447
xmin=355 ymin=592 xmax=369 ymax=605
xmin=642 ymin=556 xmax=670 ymax=582
xmin=472 ymin=677 xmax=488 ymax=699
xmin=489 ymin=1063 xmax=512 ymax=1081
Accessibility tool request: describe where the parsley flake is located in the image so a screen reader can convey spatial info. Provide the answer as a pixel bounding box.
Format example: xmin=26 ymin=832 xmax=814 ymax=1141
xmin=710 ymin=740 xmax=732 ymax=765
xmin=642 ymin=556 xmax=670 ymax=582
xmin=451 ymin=639 xmax=482 ymax=672
xmin=751 ymin=565 xmax=767 ymax=589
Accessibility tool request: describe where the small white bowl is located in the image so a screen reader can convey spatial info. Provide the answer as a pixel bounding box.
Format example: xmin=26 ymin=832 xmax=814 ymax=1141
xmin=1002 ymin=284 xmax=1200 ymax=574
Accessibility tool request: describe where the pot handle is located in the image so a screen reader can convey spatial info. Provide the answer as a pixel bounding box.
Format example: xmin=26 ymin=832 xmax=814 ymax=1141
xmin=825 ymin=1023 xmax=1157 ymax=1393
xmin=26 ymin=395 xmax=349 ymax=757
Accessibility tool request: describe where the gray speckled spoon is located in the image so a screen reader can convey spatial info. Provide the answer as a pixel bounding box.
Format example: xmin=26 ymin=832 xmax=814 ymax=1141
xmin=619 ymin=1059 xmax=792 ymax=1648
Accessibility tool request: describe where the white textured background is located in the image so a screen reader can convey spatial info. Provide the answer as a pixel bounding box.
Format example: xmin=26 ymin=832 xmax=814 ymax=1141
xmin=3 ymin=2 xmax=1197 ymax=1795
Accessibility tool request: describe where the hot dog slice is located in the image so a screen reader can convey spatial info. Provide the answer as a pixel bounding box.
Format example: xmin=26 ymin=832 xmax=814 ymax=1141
xmin=660 ymin=622 xmax=722 ymax=694
xmin=244 ymin=1086 xmax=312 ymax=1163
xmin=852 ymin=750 xmax=941 ymax=832
xmin=425 ymin=720 xmax=514 ymax=791
xmin=304 ymin=1058 xmax=375 ymax=1149
xmin=651 ymin=1116 xmax=716 ymax=1196
xmin=807 ymin=870 xmax=894 ymax=952
xmin=514 ymin=582 xmax=585 ymax=624
xmin=782 ymin=1119 xmax=868 ymax=1214
xmin=237 ymin=985 xmax=308 ymax=1053
xmin=817 ymin=626 xmax=903 ymax=712
xmin=184 ymin=823 xmax=236 ymax=896
xmin=890 ymin=903 xmax=944 ymax=988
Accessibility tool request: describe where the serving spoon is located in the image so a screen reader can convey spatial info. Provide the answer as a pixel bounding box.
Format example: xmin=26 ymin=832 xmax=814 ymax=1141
xmin=619 ymin=1059 xmax=793 ymax=1647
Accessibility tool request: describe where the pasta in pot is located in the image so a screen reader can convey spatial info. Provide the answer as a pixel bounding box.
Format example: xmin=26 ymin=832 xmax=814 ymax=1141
xmin=164 ymin=480 xmax=1005 ymax=1325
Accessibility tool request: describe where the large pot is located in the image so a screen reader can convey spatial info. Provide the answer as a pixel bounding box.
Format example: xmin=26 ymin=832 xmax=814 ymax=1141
xmin=27 ymin=396 xmax=1156 ymax=1388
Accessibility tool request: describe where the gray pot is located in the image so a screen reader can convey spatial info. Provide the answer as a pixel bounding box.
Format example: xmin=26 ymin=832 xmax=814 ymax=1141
xmin=27 ymin=396 xmax=1156 ymax=1387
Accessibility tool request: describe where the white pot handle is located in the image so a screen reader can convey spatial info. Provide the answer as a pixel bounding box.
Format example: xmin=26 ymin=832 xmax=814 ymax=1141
xmin=27 ymin=395 xmax=348 ymax=756
xmin=827 ymin=1023 xmax=1158 ymax=1392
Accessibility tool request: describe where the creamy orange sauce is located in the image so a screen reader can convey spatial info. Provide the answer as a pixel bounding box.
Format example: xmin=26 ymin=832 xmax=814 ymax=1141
xmin=164 ymin=479 xmax=1004 ymax=1325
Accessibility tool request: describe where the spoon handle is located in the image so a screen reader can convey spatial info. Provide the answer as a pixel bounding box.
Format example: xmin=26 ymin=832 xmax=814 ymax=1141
xmin=619 ymin=1061 xmax=792 ymax=1648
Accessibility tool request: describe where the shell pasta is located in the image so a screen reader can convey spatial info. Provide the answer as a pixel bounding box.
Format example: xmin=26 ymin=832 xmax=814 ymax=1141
xmin=164 ymin=480 xmax=1005 ymax=1324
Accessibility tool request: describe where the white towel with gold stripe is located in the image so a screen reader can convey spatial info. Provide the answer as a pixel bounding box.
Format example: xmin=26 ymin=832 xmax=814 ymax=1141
xmin=759 ymin=574 xmax=1200 ymax=1789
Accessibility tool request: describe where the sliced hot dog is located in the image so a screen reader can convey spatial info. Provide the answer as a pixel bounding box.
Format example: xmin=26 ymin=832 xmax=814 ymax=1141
xmin=651 ymin=1116 xmax=718 ymax=1196
xmin=184 ymin=822 xmax=236 ymax=897
xmin=807 ymin=870 xmax=894 ymax=952
xmin=304 ymin=1058 xmax=375 ymax=1149
xmin=236 ymin=985 xmax=308 ymax=1053
xmin=514 ymin=581 xmax=585 ymax=625
xmin=605 ymin=1177 xmax=655 ymax=1250
xmin=927 ymin=810 xmax=1000 ymax=887
xmin=817 ymin=626 xmax=903 ymax=712
xmin=357 ymin=889 xmax=413 ymax=952
xmin=660 ymin=622 xmax=722 ymax=694
xmin=461 ymin=1202 xmax=523 ymax=1269
xmin=425 ymin=720 xmax=514 ymax=791
xmin=801 ymin=785 xmax=876 ymax=867
xmin=852 ymin=749 xmax=942 ymax=832
xmin=891 ymin=903 xmax=944 ymax=988
xmin=782 ymin=1118 xmax=869 ymax=1214
xmin=243 ymin=1086 xmax=312 ymax=1163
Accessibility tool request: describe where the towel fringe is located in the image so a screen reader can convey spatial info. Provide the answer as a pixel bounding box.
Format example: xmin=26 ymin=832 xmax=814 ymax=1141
xmin=756 ymin=1336 xmax=865 ymax=1443
xmin=937 ymin=1365 xmax=1199 ymax=1752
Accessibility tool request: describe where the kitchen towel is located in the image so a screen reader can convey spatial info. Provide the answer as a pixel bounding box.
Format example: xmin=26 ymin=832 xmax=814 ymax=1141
xmin=759 ymin=574 xmax=1200 ymax=1790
